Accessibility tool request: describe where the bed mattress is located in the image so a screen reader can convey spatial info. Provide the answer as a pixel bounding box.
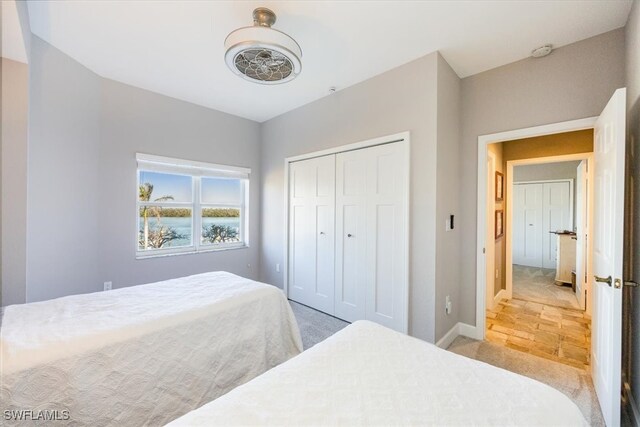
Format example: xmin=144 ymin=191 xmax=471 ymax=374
xmin=1 ymin=271 xmax=302 ymax=426
xmin=169 ymin=320 xmax=587 ymax=426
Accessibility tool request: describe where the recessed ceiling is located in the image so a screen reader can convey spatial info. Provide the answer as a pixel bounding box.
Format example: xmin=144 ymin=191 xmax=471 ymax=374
xmin=2 ymin=0 xmax=28 ymax=63
xmin=26 ymin=1 xmax=632 ymax=122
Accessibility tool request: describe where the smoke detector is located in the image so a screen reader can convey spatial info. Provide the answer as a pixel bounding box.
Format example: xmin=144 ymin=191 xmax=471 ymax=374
xmin=531 ymin=44 xmax=553 ymax=58
xmin=224 ymin=8 xmax=302 ymax=84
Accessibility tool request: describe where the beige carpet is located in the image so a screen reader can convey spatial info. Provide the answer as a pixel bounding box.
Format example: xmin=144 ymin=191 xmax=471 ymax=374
xmin=448 ymin=335 xmax=603 ymax=426
xmin=513 ymin=264 xmax=580 ymax=309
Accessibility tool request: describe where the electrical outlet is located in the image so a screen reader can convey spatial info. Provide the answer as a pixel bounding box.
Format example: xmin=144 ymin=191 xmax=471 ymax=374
xmin=445 ymin=295 xmax=452 ymax=315
xmin=276 ymin=263 xmax=280 ymax=273
xmin=103 ymin=281 xmax=112 ymax=291
xmin=495 ymin=269 xmax=499 ymax=279
xmin=247 ymin=263 xmax=251 ymax=269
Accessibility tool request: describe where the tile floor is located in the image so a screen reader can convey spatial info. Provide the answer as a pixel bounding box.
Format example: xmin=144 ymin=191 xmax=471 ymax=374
xmin=486 ymin=298 xmax=591 ymax=370
xmin=512 ymin=264 xmax=580 ymax=310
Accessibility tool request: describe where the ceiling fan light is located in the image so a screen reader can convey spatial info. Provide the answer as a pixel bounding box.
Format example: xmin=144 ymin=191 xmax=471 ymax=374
xmin=224 ymin=8 xmax=302 ymax=84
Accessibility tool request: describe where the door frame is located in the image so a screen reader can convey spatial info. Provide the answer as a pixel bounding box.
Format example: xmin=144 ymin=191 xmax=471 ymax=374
xmin=475 ymin=118 xmax=597 ymax=339
xmin=283 ymin=131 xmax=411 ymax=332
xmin=485 ymin=151 xmax=498 ymax=310
xmin=506 ymin=159 xmax=592 ymax=310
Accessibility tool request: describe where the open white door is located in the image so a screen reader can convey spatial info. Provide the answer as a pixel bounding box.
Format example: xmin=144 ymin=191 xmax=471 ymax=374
xmin=592 ymin=88 xmax=626 ymax=427
xmin=575 ymin=160 xmax=588 ymax=310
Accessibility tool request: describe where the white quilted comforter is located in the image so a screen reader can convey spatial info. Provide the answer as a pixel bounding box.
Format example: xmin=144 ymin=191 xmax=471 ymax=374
xmin=0 ymin=271 xmax=302 ymax=426
xmin=170 ymin=320 xmax=587 ymax=426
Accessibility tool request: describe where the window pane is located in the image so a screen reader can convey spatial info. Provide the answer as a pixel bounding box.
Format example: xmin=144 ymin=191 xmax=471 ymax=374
xmin=139 ymin=206 xmax=192 ymax=250
xmin=201 ymin=177 xmax=242 ymax=205
xmin=139 ymin=171 xmax=192 ymax=203
xmin=201 ymin=208 xmax=241 ymax=244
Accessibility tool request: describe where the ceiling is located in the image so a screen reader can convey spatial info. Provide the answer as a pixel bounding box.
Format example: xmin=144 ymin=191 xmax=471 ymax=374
xmin=26 ymin=1 xmax=632 ymax=122
xmin=2 ymin=0 xmax=28 ymax=63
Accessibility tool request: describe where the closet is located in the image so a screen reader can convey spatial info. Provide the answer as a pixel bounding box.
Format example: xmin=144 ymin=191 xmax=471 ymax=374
xmin=512 ymin=181 xmax=573 ymax=268
xmin=287 ymin=139 xmax=408 ymax=333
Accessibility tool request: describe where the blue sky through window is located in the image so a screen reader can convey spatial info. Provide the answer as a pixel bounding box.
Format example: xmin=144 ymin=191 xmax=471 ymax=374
xmin=139 ymin=171 xmax=192 ymax=202
xmin=201 ymin=177 xmax=242 ymax=205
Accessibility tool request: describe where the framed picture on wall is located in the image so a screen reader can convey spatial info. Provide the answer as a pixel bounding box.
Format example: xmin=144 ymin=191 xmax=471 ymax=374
xmin=495 ymin=209 xmax=504 ymax=239
xmin=495 ymin=171 xmax=504 ymax=201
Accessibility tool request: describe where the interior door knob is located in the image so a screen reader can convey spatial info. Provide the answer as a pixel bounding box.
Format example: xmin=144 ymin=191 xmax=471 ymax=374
xmin=319 ymin=231 xmax=325 ymax=235
xmin=347 ymin=233 xmax=353 ymax=238
xmin=594 ymin=275 xmax=612 ymax=287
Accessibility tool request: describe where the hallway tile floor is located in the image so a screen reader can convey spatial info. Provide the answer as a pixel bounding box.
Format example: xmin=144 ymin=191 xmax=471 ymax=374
xmin=486 ymin=298 xmax=591 ymax=370
xmin=512 ymin=264 xmax=580 ymax=310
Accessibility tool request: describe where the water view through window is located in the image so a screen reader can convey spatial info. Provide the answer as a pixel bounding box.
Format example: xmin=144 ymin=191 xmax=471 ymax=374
xmin=138 ymin=170 xmax=244 ymax=252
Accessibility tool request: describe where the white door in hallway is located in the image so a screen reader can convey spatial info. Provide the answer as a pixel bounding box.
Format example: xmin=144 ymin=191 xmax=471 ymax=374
xmin=512 ymin=183 xmax=543 ymax=267
xmin=541 ymin=181 xmax=573 ymax=269
xmin=591 ymin=88 xmax=625 ymax=427
xmin=288 ymin=155 xmax=336 ymax=315
xmin=575 ymin=160 xmax=589 ymax=310
xmin=513 ymin=181 xmax=572 ymax=268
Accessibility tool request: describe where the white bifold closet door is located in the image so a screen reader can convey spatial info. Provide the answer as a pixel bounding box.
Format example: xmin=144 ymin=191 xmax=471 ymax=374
xmin=512 ymin=183 xmax=544 ymax=267
xmin=512 ymin=181 xmax=572 ymax=268
xmin=335 ymin=143 xmax=407 ymax=331
xmin=288 ymin=155 xmax=336 ymax=315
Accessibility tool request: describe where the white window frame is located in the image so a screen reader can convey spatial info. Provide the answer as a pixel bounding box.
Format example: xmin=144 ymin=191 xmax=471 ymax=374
xmin=136 ymin=153 xmax=250 ymax=259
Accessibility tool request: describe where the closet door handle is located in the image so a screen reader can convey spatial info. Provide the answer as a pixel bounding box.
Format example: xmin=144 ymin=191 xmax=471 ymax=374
xmin=319 ymin=231 xmax=325 ymax=235
xmin=347 ymin=233 xmax=353 ymax=238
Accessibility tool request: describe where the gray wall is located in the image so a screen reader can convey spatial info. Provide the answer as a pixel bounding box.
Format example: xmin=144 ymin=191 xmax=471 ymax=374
xmin=459 ymin=28 xmax=626 ymax=326
xmin=1 ymin=58 xmax=28 ymax=306
xmin=99 ymin=78 xmax=261 ymax=289
xmin=260 ymin=52 xmax=442 ymax=342
xmin=435 ymin=55 xmax=462 ymax=340
xmin=20 ymin=36 xmax=261 ymax=303
xmin=27 ymin=36 xmax=103 ymax=302
xmin=624 ymin=0 xmax=640 ymax=419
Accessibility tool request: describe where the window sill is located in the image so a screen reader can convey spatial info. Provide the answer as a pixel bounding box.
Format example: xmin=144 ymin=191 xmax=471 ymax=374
xmin=136 ymin=244 xmax=249 ymax=260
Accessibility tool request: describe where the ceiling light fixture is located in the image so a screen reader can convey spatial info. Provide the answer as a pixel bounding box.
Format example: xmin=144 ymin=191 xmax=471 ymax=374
xmin=531 ymin=44 xmax=553 ymax=58
xmin=224 ymin=8 xmax=302 ymax=84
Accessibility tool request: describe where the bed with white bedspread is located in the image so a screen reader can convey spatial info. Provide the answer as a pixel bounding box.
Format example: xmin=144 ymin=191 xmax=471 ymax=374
xmin=169 ymin=320 xmax=587 ymax=426
xmin=0 ymin=271 xmax=302 ymax=426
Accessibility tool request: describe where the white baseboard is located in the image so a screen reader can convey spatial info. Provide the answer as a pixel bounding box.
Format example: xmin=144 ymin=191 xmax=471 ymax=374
xmin=459 ymin=322 xmax=480 ymax=339
xmin=436 ymin=323 xmax=461 ymax=348
xmin=436 ymin=322 xmax=480 ymax=348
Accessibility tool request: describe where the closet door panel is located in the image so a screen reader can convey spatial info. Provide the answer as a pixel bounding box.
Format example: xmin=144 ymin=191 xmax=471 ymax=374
xmin=335 ymin=151 xmax=367 ymax=322
xmin=290 ymin=204 xmax=314 ymax=301
xmin=517 ymin=183 xmax=544 ymax=268
xmin=315 ymin=204 xmax=334 ymax=300
xmin=364 ymin=143 xmax=406 ymax=331
xmin=288 ymin=155 xmax=335 ymax=315
xmin=542 ymin=181 xmax=572 ymax=269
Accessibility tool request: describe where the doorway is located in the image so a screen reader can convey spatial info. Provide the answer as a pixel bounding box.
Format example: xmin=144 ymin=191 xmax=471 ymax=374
xmin=484 ymin=141 xmax=594 ymax=370
xmin=475 ymin=89 xmax=627 ymax=427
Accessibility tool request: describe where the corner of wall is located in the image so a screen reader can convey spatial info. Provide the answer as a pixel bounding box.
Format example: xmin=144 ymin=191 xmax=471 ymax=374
xmin=434 ymin=52 xmax=463 ymax=342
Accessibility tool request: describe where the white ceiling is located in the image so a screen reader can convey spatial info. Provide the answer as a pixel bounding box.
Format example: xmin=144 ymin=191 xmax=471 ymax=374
xmin=2 ymin=0 xmax=28 ymax=63
xmin=26 ymin=1 xmax=632 ymax=122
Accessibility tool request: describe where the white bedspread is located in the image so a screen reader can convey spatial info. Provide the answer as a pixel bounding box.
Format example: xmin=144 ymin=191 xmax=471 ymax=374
xmin=169 ymin=320 xmax=587 ymax=426
xmin=1 ymin=271 xmax=302 ymax=426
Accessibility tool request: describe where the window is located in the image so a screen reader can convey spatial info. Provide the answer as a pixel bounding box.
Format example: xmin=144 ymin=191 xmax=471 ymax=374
xmin=136 ymin=154 xmax=249 ymax=258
